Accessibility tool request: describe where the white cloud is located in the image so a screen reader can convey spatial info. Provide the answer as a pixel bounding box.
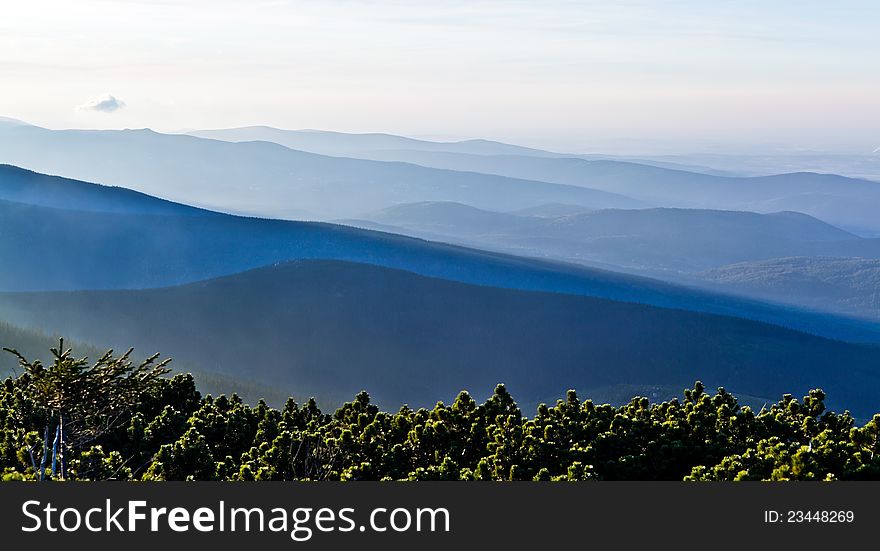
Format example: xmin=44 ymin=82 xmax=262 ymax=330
xmin=78 ymin=94 xmax=126 ymax=113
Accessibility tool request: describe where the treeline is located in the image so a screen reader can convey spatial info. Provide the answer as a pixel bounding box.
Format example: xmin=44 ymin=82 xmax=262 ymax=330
xmin=1 ymin=342 xmax=879 ymax=481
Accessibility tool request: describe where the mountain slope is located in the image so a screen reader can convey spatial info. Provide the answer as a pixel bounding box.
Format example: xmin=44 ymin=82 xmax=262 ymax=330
xmin=629 ymin=151 xmax=880 ymax=187
xmin=349 ymin=202 xmax=880 ymax=320
xmin=0 ymin=164 xmax=209 ymax=215
xmin=187 ymin=126 xmax=558 ymax=158
xmin=701 ymin=257 xmax=880 ymax=321
xmin=183 ymin=126 xmax=750 ymax=176
xmin=0 ymin=166 xmax=678 ymax=295
xmin=187 ymin=127 xmax=880 ymax=189
xmin=0 ymin=124 xmax=641 ymax=219
xmin=353 ymin=149 xmax=880 ymax=233
xmin=3 ymin=164 xmax=880 ymax=343
xmin=3 ymin=260 xmax=880 ymax=416
xmin=354 ymin=202 xmax=880 ymax=273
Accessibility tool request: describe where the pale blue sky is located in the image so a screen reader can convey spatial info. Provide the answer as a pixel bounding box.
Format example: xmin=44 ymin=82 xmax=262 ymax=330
xmin=1 ymin=0 xmax=877 ymax=153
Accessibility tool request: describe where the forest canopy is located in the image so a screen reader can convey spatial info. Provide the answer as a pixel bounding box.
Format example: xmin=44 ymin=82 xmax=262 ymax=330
xmin=2 ymin=342 xmax=879 ymax=481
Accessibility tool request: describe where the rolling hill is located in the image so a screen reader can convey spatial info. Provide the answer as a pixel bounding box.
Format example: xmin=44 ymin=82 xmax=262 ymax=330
xmin=347 ymin=201 xmax=880 ymax=319
xmin=182 ymin=127 xmax=880 ymax=235
xmin=0 ymin=164 xmax=210 ymax=216
xmin=629 ymin=151 xmax=880 ymax=187
xmin=2 ymin=260 xmax=879 ymax=416
xmin=180 ymin=126 xmax=880 ymax=232
xmin=701 ymin=257 xmax=880 ymax=321
xmin=0 ymin=122 xmax=641 ymax=220
xmin=351 ymin=202 xmax=880 ymax=274
xmin=187 ymin=126 xmax=559 ymax=158
xmin=183 ymin=126 xmax=754 ymax=176
xmin=349 ymin=149 xmax=880 ymax=234
xmin=3 ymin=164 xmax=880 ymax=344
xmin=0 ymin=165 xmax=679 ymax=295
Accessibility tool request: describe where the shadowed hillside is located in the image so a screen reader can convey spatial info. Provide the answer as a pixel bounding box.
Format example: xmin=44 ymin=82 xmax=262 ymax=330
xmin=347 ymin=202 xmax=880 ymax=319
xmin=701 ymin=257 xmax=880 ymax=320
xmin=0 ymin=319 xmax=292 ymax=405
xmin=3 ymin=164 xmax=880 ymax=344
xmin=0 ymin=164 xmax=210 ymax=216
xmin=2 ymin=260 xmax=880 ymax=416
xmin=355 ymin=202 xmax=878 ymax=273
xmin=188 ymin=126 xmax=559 ymax=158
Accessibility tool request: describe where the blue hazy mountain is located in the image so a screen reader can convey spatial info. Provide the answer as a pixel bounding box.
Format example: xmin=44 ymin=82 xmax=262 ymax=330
xmin=2 ymin=164 xmax=880 ymax=345
xmin=0 ymin=165 xmax=664 ymax=295
xmin=187 ymin=126 xmax=559 ymax=158
xmin=701 ymin=257 xmax=880 ymax=321
xmin=0 ymin=320 xmax=104 ymax=376
xmin=352 ymin=202 xmax=880 ymax=273
xmin=2 ymin=260 xmax=880 ymax=416
xmin=625 ymin=151 xmax=880 ymax=188
xmin=348 ymin=201 xmax=880 ymax=319
xmin=0 ymin=164 xmax=209 ymax=215
xmin=0 ymin=122 xmax=641 ymax=220
xmin=351 ymin=149 xmax=880 ymax=234
xmin=184 ymin=126 xmax=880 ymax=233
xmin=185 ymin=126 xmax=744 ymax=176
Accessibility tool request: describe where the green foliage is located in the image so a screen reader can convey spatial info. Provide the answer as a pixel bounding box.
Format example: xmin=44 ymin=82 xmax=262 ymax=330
xmin=2 ymin=343 xmax=880 ymax=481
xmin=4 ymin=340 xmax=171 ymax=450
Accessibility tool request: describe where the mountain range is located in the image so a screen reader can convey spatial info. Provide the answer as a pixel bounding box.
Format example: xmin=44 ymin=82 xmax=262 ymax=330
xmin=354 ymin=149 xmax=880 ymax=235
xmin=344 ymin=201 xmax=880 ymax=319
xmin=353 ymin=202 xmax=879 ymax=272
xmin=2 ymin=120 xmax=880 ymax=415
xmin=0 ymin=122 xmax=640 ymax=220
xmin=4 ymin=120 xmax=879 ymax=235
xmin=185 ymin=126 xmax=880 ymax=234
xmin=3 ymin=259 xmax=880 ymax=416
xmin=2 ymin=164 xmax=878 ymax=344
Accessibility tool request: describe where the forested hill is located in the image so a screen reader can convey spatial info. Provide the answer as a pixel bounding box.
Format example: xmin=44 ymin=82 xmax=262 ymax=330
xmin=4 ymin=163 xmax=880 ymax=344
xmin=3 ymin=260 xmax=880 ymax=416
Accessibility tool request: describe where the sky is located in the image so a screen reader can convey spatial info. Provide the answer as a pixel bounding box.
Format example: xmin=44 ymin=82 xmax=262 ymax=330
xmin=1 ymin=0 xmax=878 ymax=154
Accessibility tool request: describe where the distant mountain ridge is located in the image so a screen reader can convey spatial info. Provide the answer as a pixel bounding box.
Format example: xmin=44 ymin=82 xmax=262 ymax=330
xmin=0 ymin=122 xmax=641 ymax=220
xmin=182 ymin=125 xmax=880 ymax=233
xmin=188 ymin=126 xmax=558 ymax=158
xmin=352 ymin=149 xmax=880 ymax=234
xmin=353 ymin=201 xmax=880 ymax=273
xmin=184 ymin=126 xmax=747 ymax=176
xmin=347 ymin=201 xmax=880 ymax=320
xmin=7 ymin=120 xmax=879 ymax=233
xmin=3 ymin=164 xmax=879 ymax=343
